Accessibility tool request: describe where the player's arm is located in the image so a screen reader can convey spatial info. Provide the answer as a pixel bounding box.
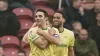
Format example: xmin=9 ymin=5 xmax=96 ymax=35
xmin=31 ymin=22 xmax=37 ymax=28
xmin=22 ymin=32 xmax=29 ymax=43
xmin=23 ymin=22 xmax=37 ymax=43
xmin=37 ymin=28 xmax=60 ymax=45
xmin=68 ymin=33 xmax=75 ymax=56
xmin=68 ymin=47 xmax=74 ymax=56
xmin=23 ymin=28 xmax=48 ymax=49
xmin=33 ymin=35 xmax=48 ymax=49
xmin=29 ymin=28 xmax=48 ymax=49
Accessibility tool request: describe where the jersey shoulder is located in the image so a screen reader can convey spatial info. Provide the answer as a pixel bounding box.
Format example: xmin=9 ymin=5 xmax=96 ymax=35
xmin=64 ymin=28 xmax=74 ymax=35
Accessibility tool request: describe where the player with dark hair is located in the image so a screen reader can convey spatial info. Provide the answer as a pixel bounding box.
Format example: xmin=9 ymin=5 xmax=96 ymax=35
xmin=53 ymin=11 xmax=75 ymax=56
xmin=23 ymin=9 xmax=60 ymax=56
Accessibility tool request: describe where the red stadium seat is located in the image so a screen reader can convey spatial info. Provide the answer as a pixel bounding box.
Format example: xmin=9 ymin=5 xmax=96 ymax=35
xmin=0 ymin=35 xmax=20 ymax=47
xmin=35 ymin=6 xmax=55 ymax=16
xmin=23 ymin=48 xmax=30 ymax=56
xmin=0 ymin=35 xmax=20 ymax=56
xmin=4 ymin=47 xmax=19 ymax=56
xmin=13 ymin=8 xmax=33 ymax=18
xmin=21 ymin=41 xmax=30 ymax=48
xmin=18 ymin=19 xmax=33 ymax=37
xmin=21 ymin=41 xmax=30 ymax=56
xmin=13 ymin=8 xmax=34 ymax=37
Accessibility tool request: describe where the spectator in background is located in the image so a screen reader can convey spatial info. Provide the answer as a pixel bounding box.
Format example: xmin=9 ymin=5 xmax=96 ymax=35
xmin=81 ymin=0 xmax=97 ymax=27
xmin=0 ymin=0 xmax=20 ymax=37
xmin=95 ymin=0 xmax=100 ymax=13
xmin=74 ymin=29 xmax=99 ymax=56
xmin=72 ymin=21 xmax=82 ymax=37
xmin=48 ymin=0 xmax=59 ymax=11
xmin=63 ymin=0 xmax=96 ymax=29
xmin=48 ymin=0 xmax=66 ymax=11
xmin=8 ymin=0 xmax=35 ymax=12
xmin=89 ymin=12 xmax=100 ymax=56
xmin=18 ymin=50 xmax=26 ymax=56
xmin=0 ymin=46 xmax=4 ymax=56
xmin=63 ymin=0 xmax=87 ymax=29
xmin=82 ymin=0 xmax=95 ymax=10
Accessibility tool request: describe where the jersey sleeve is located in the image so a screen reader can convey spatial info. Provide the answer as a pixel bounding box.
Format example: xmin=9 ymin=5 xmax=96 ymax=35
xmin=52 ymin=27 xmax=60 ymax=38
xmin=69 ymin=32 xmax=75 ymax=47
xmin=28 ymin=28 xmax=39 ymax=42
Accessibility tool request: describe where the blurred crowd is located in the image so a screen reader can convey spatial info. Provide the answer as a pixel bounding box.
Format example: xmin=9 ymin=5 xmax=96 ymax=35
xmin=0 ymin=0 xmax=100 ymax=56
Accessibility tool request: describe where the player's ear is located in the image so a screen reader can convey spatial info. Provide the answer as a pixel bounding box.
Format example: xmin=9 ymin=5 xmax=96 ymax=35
xmin=62 ymin=17 xmax=65 ymax=23
xmin=45 ymin=17 xmax=48 ymax=21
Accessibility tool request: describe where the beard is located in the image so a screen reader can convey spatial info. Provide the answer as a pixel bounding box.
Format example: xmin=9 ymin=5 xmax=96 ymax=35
xmin=78 ymin=38 xmax=89 ymax=44
xmin=53 ymin=23 xmax=62 ymax=28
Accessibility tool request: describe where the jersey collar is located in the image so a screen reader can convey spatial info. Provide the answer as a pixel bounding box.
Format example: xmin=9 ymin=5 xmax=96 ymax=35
xmin=60 ymin=28 xmax=64 ymax=33
xmin=42 ymin=27 xmax=48 ymax=30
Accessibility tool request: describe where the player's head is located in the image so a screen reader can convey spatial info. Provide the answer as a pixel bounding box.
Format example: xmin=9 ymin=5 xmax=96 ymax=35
xmin=17 ymin=50 xmax=26 ymax=56
xmin=53 ymin=11 xmax=66 ymax=28
xmin=35 ymin=9 xmax=48 ymax=26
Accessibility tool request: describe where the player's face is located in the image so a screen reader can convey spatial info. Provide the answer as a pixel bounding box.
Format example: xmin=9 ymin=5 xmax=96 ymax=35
xmin=35 ymin=11 xmax=46 ymax=25
xmin=53 ymin=13 xmax=64 ymax=28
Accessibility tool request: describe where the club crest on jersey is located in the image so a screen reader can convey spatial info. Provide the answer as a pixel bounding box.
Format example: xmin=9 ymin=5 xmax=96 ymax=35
xmin=29 ymin=31 xmax=36 ymax=39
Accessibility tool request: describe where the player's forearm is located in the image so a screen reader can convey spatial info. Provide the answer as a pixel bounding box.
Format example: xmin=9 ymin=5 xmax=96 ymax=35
xmin=68 ymin=47 xmax=74 ymax=56
xmin=68 ymin=51 xmax=74 ymax=56
xmin=33 ymin=37 xmax=48 ymax=49
xmin=41 ymin=32 xmax=60 ymax=45
xmin=23 ymin=33 xmax=28 ymax=43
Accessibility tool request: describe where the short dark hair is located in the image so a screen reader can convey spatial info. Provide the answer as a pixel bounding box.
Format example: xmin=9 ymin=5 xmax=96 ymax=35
xmin=18 ymin=50 xmax=26 ymax=56
xmin=36 ymin=9 xmax=48 ymax=17
xmin=55 ymin=10 xmax=67 ymax=19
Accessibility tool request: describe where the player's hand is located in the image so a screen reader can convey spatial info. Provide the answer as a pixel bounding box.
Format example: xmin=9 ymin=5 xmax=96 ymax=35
xmin=31 ymin=22 xmax=37 ymax=28
xmin=48 ymin=28 xmax=56 ymax=36
xmin=37 ymin=28 xmax=44 ymax=35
